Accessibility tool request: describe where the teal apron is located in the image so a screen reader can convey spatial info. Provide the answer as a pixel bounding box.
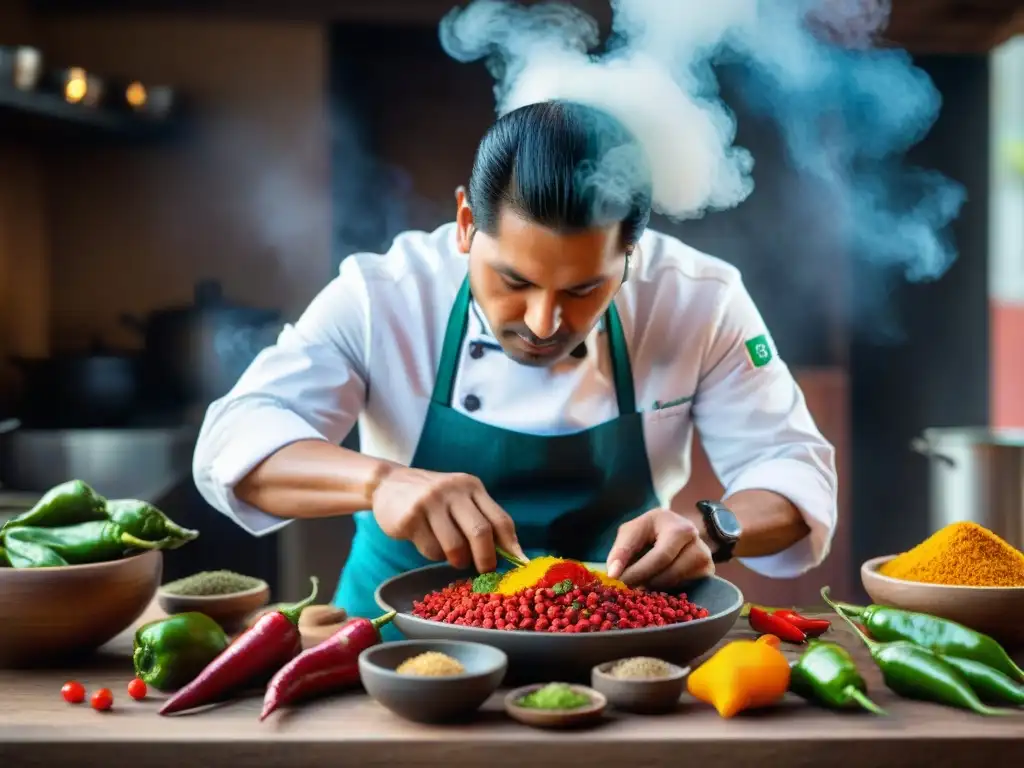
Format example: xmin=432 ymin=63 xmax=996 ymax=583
xmin=334 ymin=276 xmax=660 ymax=640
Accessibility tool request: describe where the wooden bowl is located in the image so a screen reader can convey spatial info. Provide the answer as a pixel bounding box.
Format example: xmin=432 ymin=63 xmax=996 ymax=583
xmin=0 ymin=550 xmax=162 ymax=668
xmin=861 ymin=555 xmax=1024 ymax=647
xmin=158 ymin=580 xmax=269 ymax=634
xmin=504 ymin=683 xmax=607 ymax=729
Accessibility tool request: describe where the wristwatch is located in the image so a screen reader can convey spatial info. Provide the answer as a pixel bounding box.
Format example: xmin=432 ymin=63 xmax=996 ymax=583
xmin=696 ymin=500 xmax=742 ymax=563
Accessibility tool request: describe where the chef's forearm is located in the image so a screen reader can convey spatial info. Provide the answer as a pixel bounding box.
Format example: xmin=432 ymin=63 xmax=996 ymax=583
xmin=723 ymin=490 xmax=810 ymax=557
xmin=681 ymin=489 xmax=811 ymax=558
xmin=234 ymin=439 xmax=398 ymax=519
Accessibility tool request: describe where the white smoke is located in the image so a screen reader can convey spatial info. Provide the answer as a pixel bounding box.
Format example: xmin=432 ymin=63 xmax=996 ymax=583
xmin=440 ymin=0 xmax=966 ymax=282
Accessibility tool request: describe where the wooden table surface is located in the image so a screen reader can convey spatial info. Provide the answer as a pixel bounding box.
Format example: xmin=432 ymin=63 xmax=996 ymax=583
xmin=1 ymin=600 xmax=1023 ymax=768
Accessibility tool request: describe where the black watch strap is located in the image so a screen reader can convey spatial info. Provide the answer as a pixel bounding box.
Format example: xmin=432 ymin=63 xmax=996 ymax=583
xmin=696 ymin=500 xmax=740 ymax=563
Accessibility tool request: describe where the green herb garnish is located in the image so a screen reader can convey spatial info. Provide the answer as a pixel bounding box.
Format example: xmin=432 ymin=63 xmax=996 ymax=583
xmin=517 ymin=683 xmax=591 ymax=710
xmin=552 ymin=578 xmax=574 ymax=596
xmin=471 ymin=571 xmax=504 ymax=594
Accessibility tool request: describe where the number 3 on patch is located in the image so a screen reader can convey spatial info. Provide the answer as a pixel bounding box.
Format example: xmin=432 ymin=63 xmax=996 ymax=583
xmin=744 ymin=334 xmax=774 ymax=368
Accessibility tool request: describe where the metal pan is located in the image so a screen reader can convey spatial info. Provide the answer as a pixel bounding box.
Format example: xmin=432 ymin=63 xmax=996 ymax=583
xmin=375 ymin=562 xmax=743 ymax=684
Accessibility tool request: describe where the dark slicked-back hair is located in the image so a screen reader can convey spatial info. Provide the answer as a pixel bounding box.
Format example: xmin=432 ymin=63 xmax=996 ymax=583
xmin=468 ymin=100 xmax=652 ymax=245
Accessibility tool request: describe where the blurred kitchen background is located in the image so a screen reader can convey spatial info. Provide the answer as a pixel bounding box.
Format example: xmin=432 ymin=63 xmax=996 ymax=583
xmin=0 ymin=0 xmax=1022 ymax=605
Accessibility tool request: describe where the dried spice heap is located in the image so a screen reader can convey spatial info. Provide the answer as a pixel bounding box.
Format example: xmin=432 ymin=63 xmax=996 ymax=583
xmin=162 ymin=570 xmax=263 ymax=596
xmin=879 ymin=521 xmax=1024 ymax=587
xmin=609 ymin=656 xmax=673 ymax=679
xmin=477 ymin=555 xmax=627 ymax=596
xmin=396 ymin=652 xmax=465 ymax=677
xmin=413 ymin=579 xmax=707 ymax=633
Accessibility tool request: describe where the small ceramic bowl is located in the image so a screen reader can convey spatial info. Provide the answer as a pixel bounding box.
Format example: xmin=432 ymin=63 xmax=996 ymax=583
xmin=504 ymin=683 xmax=607 ymax=729
xmin=861 ymin=555 xmax=1024 ymax=646
xmin=359 ymin=640 xmax=507 ymax=724
xmin=591 ymin=658 xmax=690 ymax=713
xmin=157 ymin=580 xmax=270 ymax=634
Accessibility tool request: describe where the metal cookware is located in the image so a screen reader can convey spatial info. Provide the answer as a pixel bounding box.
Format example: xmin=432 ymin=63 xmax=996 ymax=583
xmin=9 ymin=346 xmax=143 ymax=428
xmin=375 ymin=562 xmax=743 ymax=685
xmin=0 ymin=426 xmax=195 ymax=496
xmin=910 ymin=427 xmax=1024 ymax=550
xmin=121 ymin=280 xmax=281 ymax=408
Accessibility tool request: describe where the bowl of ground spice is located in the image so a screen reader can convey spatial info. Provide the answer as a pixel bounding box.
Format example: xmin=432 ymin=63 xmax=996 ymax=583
xmin=358 ymin=639 xmax=507 ymax=723
xmin=158 ymin=570 xmax=269 ymax=633
xmin=591 ymin=656 xmax=690 ymax=713
xmin=862 ymin=521 xmax=1024 ymax=646
xmin=504 ymin=682 xmax=607 ymax=728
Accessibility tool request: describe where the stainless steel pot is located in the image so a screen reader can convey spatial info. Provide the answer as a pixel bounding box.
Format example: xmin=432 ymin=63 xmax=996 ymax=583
xmin=910 ymin=427 xmax=1024 ymax=550
xmin=0 ymin=426 xmax=196 ymax=496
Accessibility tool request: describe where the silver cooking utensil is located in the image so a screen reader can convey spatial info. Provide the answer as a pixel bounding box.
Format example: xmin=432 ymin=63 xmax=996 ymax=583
xmin=375 ymin=562 xmax=743 ymax=685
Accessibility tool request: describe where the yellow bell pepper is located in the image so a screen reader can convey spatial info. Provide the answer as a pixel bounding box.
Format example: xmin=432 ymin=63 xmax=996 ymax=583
xmin=687 ymin=639 xmax=791 ymax=718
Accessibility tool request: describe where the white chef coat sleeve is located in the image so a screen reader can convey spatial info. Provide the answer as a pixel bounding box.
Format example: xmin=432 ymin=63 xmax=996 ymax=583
xmin=192 ymin=256 xmax=370 ymax=537
xmin=691 ymin=276 xmax=838 ymax=578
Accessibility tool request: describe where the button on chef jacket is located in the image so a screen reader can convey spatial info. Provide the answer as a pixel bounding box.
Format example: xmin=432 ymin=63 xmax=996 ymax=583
xmin=193 ymin=223 xmax=838 ymax=578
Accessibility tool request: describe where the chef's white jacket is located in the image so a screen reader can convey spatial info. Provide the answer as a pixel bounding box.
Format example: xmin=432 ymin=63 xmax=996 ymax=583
xmin=193 ymin=223 xmax=838 ymax=578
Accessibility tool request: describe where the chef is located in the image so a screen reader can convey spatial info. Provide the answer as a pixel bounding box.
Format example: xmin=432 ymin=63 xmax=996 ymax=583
xmin=193 ymin=99 xmax=837 ymax=636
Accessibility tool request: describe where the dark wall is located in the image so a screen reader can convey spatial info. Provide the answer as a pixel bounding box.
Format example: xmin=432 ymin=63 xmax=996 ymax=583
xmin=849 ymin=55 xmax=990 ymax=574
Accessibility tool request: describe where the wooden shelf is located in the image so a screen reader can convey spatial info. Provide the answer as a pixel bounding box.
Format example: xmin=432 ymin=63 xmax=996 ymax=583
xmin=0 ymin=86 xmax=185 ymax=144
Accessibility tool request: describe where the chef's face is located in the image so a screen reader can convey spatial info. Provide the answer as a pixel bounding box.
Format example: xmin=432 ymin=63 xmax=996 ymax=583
xmin=456 ymin=190 xmax=628 ymax=367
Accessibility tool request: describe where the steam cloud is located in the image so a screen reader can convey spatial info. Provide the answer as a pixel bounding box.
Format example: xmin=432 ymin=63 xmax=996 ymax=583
xmin=439 ymin=0 xmax=966 ymax=283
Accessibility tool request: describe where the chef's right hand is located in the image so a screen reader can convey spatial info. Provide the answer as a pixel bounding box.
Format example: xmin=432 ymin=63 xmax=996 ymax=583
xmin=371 ymin=467 xmax=526 ymax=573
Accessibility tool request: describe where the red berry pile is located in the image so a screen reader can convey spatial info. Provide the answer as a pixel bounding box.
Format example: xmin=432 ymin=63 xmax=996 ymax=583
xmin=412 ymin=581 xmax=708 ymax=632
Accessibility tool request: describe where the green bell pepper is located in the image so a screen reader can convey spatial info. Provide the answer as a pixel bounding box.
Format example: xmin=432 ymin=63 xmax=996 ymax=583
xmin=133 ymin=612 xmax=231 ymax=692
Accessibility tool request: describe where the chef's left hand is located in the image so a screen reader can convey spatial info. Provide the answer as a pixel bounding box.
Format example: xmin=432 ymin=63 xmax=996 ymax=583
xmin=605 ymin=508 xmax=715 ymax=589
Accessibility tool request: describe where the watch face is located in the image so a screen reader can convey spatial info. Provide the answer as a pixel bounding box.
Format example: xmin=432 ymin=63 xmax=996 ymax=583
xmin=713 ymin=507 xmax=742 ymax=540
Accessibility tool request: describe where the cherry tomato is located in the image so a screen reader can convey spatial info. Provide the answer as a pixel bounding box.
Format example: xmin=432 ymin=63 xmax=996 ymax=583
xmin=90 ymin=688 xmax=113 ymax=711
xmin=127 ymin=678 xmax=147 ymax=701
xmin=61 ymin=681 xmax=86 ymax=704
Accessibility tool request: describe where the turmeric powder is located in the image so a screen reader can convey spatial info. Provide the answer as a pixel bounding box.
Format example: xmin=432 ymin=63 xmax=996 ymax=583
xmin=879 ymin=522 xmax=1024 ymax=587
xmin=493 ymin=556 xmax=627 ymax=595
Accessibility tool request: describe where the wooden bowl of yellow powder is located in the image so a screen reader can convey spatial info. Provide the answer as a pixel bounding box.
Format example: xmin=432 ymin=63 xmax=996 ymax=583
xmin=358 ymin=640 xmax=507 ymax=723
xmin=861 ymin=522 xmax=1024 ymax=646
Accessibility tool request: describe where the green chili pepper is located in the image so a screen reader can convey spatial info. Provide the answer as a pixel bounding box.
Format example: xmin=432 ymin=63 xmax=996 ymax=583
xmin=2 ymin=533 xmax=70 ymax=568
xmin=3 ymin=521 xmax=170 ymax=565
xmin=105 ymin=499 xmax=198 ymax=549
xmin=939 ymin=655 xmax=1024 ymax=707
xmin=833 ymin=598 xmax=1024 ymax=683
xmin=0 ymin=480 xmax=107 ymax=534
xmin=823 ymin=588 xmax=1014 ymax=716
xmin=134 ymin=612 xmax=231 ymax=692
xmin=789 ymin=639 xmax=886 ymax=714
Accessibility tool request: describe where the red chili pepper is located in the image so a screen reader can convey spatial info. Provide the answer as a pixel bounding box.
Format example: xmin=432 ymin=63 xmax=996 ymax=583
xmin=748 ymin=606 xmax=806 ymax=644
xmin=772 ymin=609 xmax=831 ymax=637
xmin=158 ymin=577 xmax=318 ymax=716
xmin=259 ymin=609 xmax=396 ymax=721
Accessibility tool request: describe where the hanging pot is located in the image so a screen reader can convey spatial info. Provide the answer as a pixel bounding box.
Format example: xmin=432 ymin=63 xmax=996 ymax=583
xmin=121 ymin=280 xmax=282 ymax=408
